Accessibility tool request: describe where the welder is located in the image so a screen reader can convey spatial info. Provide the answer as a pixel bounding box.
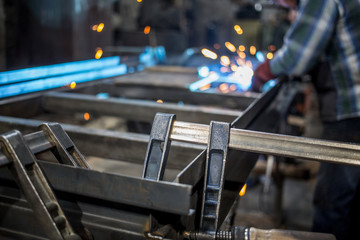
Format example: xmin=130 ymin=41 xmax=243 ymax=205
xmin=252 ymin=0 xmax=360 ymax=239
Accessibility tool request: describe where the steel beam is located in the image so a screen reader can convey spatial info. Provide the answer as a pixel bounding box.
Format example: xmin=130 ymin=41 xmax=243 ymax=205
xmin=0 ymin=116 xmax=204 ymax=170
xmin=41 ymin=92 xmax=241 ymax=124
xmin=109 ymin=83 xmax=258 ymax=110
xmin=170 ymin=121 xmax=360 ymax=166
xmin=0 ymin=161 xmax=193 ymax=215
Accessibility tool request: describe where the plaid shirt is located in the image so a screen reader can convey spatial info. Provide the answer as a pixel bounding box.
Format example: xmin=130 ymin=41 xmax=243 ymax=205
xmin=270 ymin=0 xmax=360 ymax=121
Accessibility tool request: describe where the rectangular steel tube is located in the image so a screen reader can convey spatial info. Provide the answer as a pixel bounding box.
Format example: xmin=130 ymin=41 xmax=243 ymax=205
xmin=41 ymin=92 xmax=241 ymax=124
xmin=109 ymin=84 xmax=257 ymax=110
xmin=0 ymin=116 xmax=204 ymax=170
xmin=170 ymin=121 xmax=360 ymax=166
xmin=0 ymin=161 xmax=193 ymax=215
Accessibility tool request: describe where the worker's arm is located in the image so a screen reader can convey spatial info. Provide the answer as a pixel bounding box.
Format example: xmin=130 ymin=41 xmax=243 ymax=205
xmin=270 ymin=0 xmax=338 ymax=76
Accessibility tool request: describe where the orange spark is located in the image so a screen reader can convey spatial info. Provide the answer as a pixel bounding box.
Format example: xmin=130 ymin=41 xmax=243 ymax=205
xmin=70 ymin=81 xmax=76 ymax=89
xmin=144 ymin=26 xmax=151 ymax=35
xmin=220 ymin=56 xmax=230 ymax=66
xmin=238 ymin=45 xmax=245 ymax=52
xmin=239 ymin=51 xmax=246 ymax=59
xmin=200 ymin=84 xmax=211 ymax=91
xmin=234 ymin=25 xmax=243 ymax=35
xmin=84 ymin=113 xmax=90 ymax=121
xmin=250 ymin=46 xmax=256 ymax=55
xmin=201 ymin=48 xmax=218 ymax=60
xmin=268 ymin=45 xmax=276 ymax=52
xmin=97 ymin=23 xmax=104 ymax=32
xmin=239 ymin=184 xmax=247 ymax=196
xmin=95 ymin=48 xmax=103 ymax=59
xmin=219 ymin=83 xmax=229 ymax=93
xmin=225 ymin=42 xmax=236 ymax=52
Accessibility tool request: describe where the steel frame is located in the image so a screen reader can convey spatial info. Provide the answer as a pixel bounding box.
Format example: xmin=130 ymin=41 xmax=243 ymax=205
xmin=0 ymin=69 xmax=316 ymax=239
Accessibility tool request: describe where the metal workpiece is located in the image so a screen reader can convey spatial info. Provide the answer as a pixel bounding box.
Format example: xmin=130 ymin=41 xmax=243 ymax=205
xmin=170 ymin=121 xmax=360 ymax=167
xmin=42 ymin=92 xmax=240 ymax=124
xmin=0 ymin=115 xmax=204 ymax=170
xmin=110 ymin=83 xmax=257 ymax=110
xmin=0 ymin=128 xmax=193 ymax=215
xmin=200 ymin=122 xmax=230 ymax=232
xmin=0 ymin=130 xmax=80 ymax=240
xmin=40 ymin=123 xmax=90 ymax=168
xmin=143 ymin=113 xmax=176 ymax=180
xmin=37 ymin=161 xmax=193 ymax=215
xmin=0 ymin=78 xmax=326 ymax=239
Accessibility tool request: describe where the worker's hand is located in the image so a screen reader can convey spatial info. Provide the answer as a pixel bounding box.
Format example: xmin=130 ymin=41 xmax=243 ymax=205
xmin=251 ymin=59 xmax=276 ymax=92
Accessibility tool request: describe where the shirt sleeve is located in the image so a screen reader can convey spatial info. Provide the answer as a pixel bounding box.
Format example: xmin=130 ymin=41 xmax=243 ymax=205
xmin=269 ymin=0 xmax=338 ymax=76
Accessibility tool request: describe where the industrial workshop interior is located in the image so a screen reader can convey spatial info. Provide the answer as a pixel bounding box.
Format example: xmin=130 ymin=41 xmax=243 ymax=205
xmin=1 ymin=0 xmax=360 ymax=239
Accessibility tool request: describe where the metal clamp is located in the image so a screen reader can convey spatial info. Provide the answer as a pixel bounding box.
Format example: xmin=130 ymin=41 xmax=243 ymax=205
xmin=0 ymin=130 xmax=80 ymax=240
xmin=143 ymin=113 xmax=176 ymax=181
xmin=142 ymin=113 xmax=176 ymax=240
xmin=200 ymin=121 xmax=230 ymax=233
xmin=40 ymin=123 xmax=90 ymax=168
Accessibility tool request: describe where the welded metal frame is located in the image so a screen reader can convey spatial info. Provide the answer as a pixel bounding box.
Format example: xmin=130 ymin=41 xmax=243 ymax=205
xmin=0 ymin=84 xmax=353 ymax=239
xmin=41 ymin=91 xmax=241 ymax=124
xmin=0 ymin=69 xmax=304 ymax=240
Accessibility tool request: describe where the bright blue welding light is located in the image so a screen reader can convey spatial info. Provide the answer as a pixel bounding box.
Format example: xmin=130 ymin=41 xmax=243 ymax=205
xmin=0 ymin=56 xmax=121 ymax=86
xmin=262 ymin=79 xmax=277 ymax=92
xmin=139 ymin=48 xmax=156 ymax=67
xmin=0 ymin=64 xmax=127 ymax=99
xmin=185 ymin=48 xmax=195 ymax=56
xmin=198 ymin=66 xmax=210 ymax=78
xmin=96 ymin=93 xmax=110 ymax=99
xmin=154 ymin=46 xmax=167 ymax=64
xmin=255 ymin=52 xmax=265 ymax=63
xmin=229 ymin=65 xmax=253 ymax=91
xmin=189 ymin=73 xmax=219 ymax=92
xmin=139 ymin=46 xmax=167 ymax=67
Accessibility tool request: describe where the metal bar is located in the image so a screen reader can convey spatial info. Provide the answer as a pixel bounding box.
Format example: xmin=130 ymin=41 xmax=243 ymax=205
xmin=0 ymin=160 xmax=193 ymax=215
xmin=0 ymin=57 xmax=121 ymax=86
xmin=109 ymin=83 xmax=257 ymax=110
xmin=114 ymin=71 xmax=198 ymax=88
xmin=0 ymin=116 xmax=204 ymax=170
xmin=0 ymin=65 xmax=127 ymax=99
xmin=37 ymin=162 xmax=193 ymax=215
xmin=170 ymin=121 xmax=360 ymax=166
xmin=24 ymin=131 xmax=54 ymax=154
xmin=41 ymin=92 xmax=241 ymax=124
xmin=143 ymin=113 xmax=175 ymax=180
xmin=40 ymin=123 xmax=90 ymax=168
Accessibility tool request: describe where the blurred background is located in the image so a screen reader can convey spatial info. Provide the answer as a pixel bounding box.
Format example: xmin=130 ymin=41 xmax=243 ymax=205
xmin=0 ymin=0 xmax=294 ymax=71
